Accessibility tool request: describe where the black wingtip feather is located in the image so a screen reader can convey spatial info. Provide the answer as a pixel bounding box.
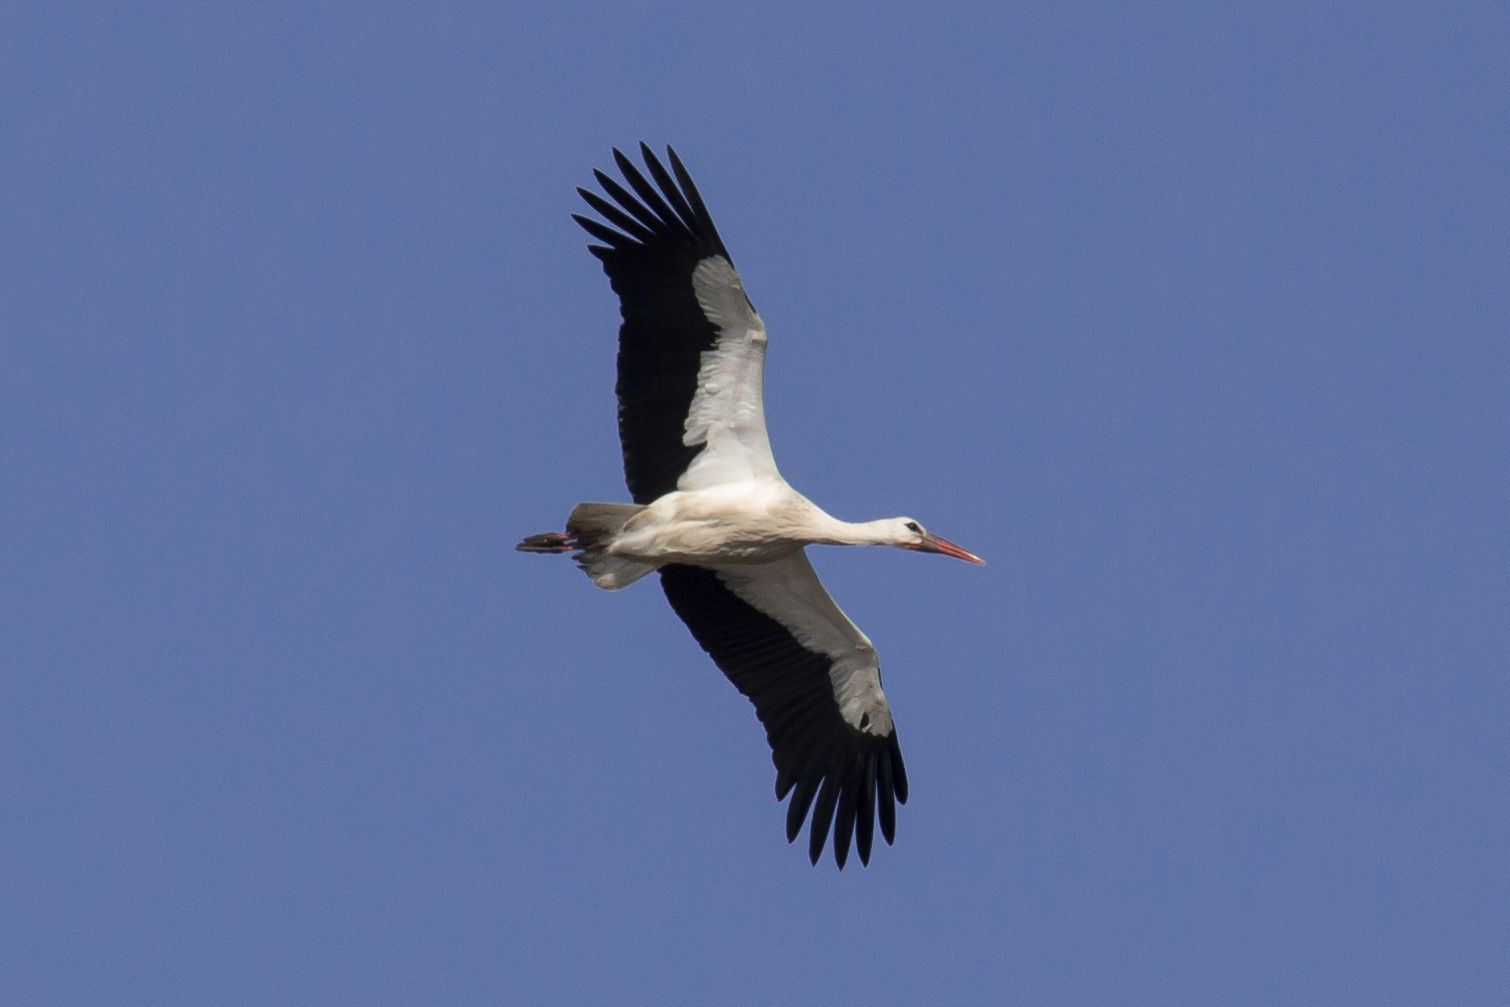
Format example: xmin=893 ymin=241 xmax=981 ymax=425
xmin=578 ymin=187 xmax=655 ymax=243
xmin=832 ymin=780 xmax=859 ymax=869
xmin=572 ymin=214 xmax=630 ymax=249
xmin=893 ymin=747 xmax=910 ymax=805
xmin=786 ymin=776 xmax=819 ymax=843
xmin=591 ymin=170 xmax=663 ymax=233
xmin=611 ymin=147 xmax=683 ymax=233
xmin=639 ymin=143 xmax=699 ymax=233
xmin=579 ymin=145 xmax=731 ymax=266
xmin=855 ymin=758 xmax=877 ymax=865
xmin=807 ymin=777 xmax=841 ymax=866
xmin=665 ymin=147 xmax=730 ymax=261
xmin=784 ymin=736 xmax=906 ymax=866
xmin=877 ymin=756 xmax=897 ymax=844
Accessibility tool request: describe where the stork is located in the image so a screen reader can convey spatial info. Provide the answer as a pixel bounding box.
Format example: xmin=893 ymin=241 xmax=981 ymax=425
xmin=518 ymin=145 xmax=984 ymax=868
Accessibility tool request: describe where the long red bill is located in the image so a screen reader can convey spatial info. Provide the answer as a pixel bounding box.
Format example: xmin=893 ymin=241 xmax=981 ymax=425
xmin=919 ymin=533 xmax=986 ymax=565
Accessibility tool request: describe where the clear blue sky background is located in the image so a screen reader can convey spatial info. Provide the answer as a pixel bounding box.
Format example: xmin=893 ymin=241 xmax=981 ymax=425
xmin=4 ymin=4 xmax=1508 ymax=1004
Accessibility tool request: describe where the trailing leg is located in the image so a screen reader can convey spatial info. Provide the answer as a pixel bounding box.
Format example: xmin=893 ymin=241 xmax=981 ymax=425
xmin=516 ymin=531 xmax=574 ymax=553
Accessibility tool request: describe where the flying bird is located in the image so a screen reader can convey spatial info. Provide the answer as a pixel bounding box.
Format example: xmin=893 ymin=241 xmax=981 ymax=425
xmin=518 ymin=145 xmax=984 ymax=867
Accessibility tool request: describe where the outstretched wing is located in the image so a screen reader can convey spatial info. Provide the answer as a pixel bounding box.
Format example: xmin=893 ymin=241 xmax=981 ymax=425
xmin=659 ymin=555 xmax=908 ymax=868
xmin=574 ymin=144 xmax=779 ymax=504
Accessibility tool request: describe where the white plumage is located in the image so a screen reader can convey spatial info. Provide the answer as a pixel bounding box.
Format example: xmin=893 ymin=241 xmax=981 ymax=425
xmin=519 ymin=145 xmax=983 ymax=867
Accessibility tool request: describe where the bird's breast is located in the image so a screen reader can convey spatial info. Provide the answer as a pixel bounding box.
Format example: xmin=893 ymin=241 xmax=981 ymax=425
xmin=613 ymin=487 xmax=810 ymax=564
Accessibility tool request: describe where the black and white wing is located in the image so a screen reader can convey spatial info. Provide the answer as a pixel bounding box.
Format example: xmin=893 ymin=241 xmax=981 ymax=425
xmin=659 ymin=555 xmax=909 ymax=868
xmin=574 ymin=144 xmax=780 ymax=504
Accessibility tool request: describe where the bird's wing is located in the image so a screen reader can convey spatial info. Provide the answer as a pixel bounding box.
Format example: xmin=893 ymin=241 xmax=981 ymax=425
xmin=658 ymin=554 xmax=908 ymax=868
xmin=575 ymin=145 xmax=779 ymax=504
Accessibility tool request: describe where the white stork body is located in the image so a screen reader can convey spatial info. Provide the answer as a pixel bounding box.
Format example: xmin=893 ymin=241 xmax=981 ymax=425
xmin=619 ymin=485 xmax=821 ymax=563
xmin=606 ymin=486 xmax=922 ymax=565
xmin=519 ymin=145 xmax=983 ymax=868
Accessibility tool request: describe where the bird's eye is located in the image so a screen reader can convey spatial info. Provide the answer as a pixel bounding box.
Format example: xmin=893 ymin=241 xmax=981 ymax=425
xmin=905 ymin=521 xmax=921 ymax=533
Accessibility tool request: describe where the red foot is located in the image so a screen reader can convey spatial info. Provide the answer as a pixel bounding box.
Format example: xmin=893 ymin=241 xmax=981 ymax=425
xmin=516 ymin=532 xmax=575 ymax=553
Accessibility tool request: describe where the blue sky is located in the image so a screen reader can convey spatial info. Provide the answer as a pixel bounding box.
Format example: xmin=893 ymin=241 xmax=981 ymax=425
xmin=4 ymin=3 xmax=1508 ymax=1003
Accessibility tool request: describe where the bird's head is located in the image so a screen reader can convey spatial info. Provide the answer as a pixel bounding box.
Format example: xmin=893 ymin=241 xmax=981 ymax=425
xmin=892 ymin=518 xmax=985 ymax=565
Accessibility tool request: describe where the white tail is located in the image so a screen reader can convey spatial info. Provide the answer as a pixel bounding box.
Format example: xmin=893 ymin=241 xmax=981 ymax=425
xmin=568 ymin=503 xmax=654 ymax=589
xmin=517 ymin=503 xmax=656 ymax=590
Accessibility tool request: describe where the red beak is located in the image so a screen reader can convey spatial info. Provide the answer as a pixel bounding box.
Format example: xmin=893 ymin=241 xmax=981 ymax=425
xmin=917 ymin=532 xmax=986 ymax=565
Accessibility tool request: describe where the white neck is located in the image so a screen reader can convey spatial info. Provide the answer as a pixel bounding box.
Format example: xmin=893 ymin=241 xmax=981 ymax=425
xmin=809 ymin=514 xmax=903 ymax=548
